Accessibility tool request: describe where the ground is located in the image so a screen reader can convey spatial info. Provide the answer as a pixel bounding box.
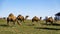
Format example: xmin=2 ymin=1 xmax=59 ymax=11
xmin=0 ymin=19 xmax=60 ymax=34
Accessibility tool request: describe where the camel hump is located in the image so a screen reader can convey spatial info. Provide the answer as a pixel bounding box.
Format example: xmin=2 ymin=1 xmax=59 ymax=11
xmin=8 ymin=13 xmax=16 ymax=20
xmin=19 ymin=16 xmax=24 ymax=18
xmin=33 ymin=16 xmax=39 ymax=20
xmin=17 ymin=15 xmax=24 ymax=19
xmin=8 ymin=13 xmax=14 ymax=17
xmin=48 ymin=17 xmax=53 ymax=21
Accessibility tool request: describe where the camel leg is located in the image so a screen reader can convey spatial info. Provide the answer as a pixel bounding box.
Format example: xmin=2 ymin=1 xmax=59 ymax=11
xmin=7 ymin=18 xmax=10 ymax=26
xmin=17 ymin=20 xmax=22 ymax=25
xmin=50 ymin=21 xmax=53 ymax=24
xmin=32 ymin=20 xmax=34 ymax=22
xmin=23 ymin=20 xmax=25 ymax=23
xmin=46 ymin=20 xmax=47 ymax=24
xmin=32 ymin=20 xmax=35 ymax=25
xmin=13 ymin=21 xmax=15 ymax=25
xmin=7 ymin=20 xmax=9 ymax=25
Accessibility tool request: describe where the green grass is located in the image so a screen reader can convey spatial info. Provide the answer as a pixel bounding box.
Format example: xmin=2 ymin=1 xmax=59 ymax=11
xmin=0 ymin=19 xmax=60 ymax=34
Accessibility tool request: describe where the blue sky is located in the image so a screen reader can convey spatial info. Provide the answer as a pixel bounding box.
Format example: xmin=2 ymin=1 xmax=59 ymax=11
xmin=0 ymin=0 xmax=60 ymax=19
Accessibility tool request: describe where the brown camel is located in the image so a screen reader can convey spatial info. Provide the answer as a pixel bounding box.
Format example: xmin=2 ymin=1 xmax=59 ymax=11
xmin=45 ymin=17 xmax=54 ymax=24
xmin=17 ymin=15 xmax=29 ymax=23
xmin=32 ymin=16 xmax=41 ymax=22
xmin=7 ymin=13 xmax=21 ymax=25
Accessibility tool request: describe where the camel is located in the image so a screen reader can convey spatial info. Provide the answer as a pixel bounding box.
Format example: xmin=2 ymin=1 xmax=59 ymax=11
xmin=17 ymin=15 xmax=29 ymax=23
xmin=45 ymin=17 xmax=54 ymax=24
xmin=32 ymin=16 xmax=41 ymax=22
xmin=7 ymin=13 xmax=21 ymax=25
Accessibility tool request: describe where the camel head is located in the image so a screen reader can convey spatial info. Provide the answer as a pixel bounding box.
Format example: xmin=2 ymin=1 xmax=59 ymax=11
xmin=25 ymin=15 xmax=29 ymax=20
xmin=40 ymin=17 xmax=42 ymax=20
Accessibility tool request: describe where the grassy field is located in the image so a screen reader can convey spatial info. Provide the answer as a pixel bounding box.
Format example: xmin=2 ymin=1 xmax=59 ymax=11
xmin=0 ymin=19 xmax=60 ymax=34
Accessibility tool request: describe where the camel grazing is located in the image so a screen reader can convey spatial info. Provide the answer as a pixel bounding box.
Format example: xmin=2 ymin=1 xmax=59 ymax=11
xmin=32 ymin=16 xmax=41 ymax=22
xmin=7 ymin=13 xmax=21 ymax=25
xmin=17 ymin=15 xmax=29 ymax=23
xmin=45 ymin=17 xmax=54 ymax=24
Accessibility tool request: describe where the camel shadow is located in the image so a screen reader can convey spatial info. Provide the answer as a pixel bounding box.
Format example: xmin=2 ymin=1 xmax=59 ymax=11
xmin=0 ymin=24 xmax=8 ymax=27
xmin=34 ymin=27 xmax=60 ymax=30
xmin=27 ymin=24 xmax=35 ymax=26
xmin=41 ymin=23 xmax=60 ymax=26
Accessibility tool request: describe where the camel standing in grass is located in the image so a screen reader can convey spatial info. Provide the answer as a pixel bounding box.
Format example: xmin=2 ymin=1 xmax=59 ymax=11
xmin=17 ymin=15 xmax=29 ymax=23
xmin=32 ymin=16 xmax=41 ymax=22
xmin=7 ymin=13 xmax=21 ymax=25
xmin=45 ymin=17 xmax=54 ymax=24
xmin=7 ymin=13 xmax=17 ymax=25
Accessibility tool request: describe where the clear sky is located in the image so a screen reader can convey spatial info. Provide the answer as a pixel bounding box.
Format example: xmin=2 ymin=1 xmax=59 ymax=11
xmin=0 ymin=0 xmax=60 ymax=19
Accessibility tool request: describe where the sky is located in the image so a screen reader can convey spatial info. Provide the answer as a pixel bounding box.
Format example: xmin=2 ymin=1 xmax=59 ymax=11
xmin=0 ymin=0 xmax=60 ymax=19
